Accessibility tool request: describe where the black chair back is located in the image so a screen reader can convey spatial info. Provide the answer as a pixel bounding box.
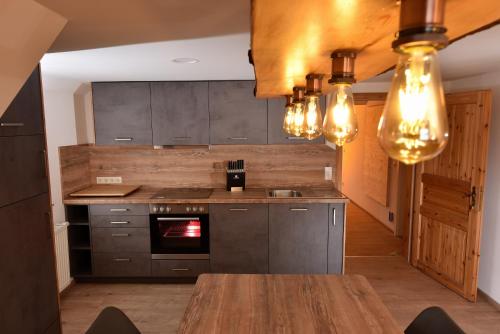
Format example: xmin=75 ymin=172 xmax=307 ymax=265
xmin=405 ymin=306 xmax=465 ymax=334
xmin=85 ymin=306 xmax=141 ymax=334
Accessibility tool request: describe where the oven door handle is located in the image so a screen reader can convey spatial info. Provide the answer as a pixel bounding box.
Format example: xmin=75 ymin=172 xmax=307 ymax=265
xmin=156 ymin=217 xmax=201 ymax=221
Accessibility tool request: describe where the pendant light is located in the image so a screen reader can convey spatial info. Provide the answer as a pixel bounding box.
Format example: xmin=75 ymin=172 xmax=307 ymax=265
xmin=301 ymin=74 xmax=324 ymax=140
xmin=282 ymin=95 xmax=295 ymax=135
xmin=291 ymin=87 xmax=306 ymax=136
xmin=323 ymin=51 xmax=358 ymax=146
xmin=377 ymin=0 xmax=449 ymax=165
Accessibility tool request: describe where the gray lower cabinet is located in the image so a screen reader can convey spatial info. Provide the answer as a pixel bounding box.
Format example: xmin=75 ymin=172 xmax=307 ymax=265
xmin=0 ymin=69 xmax=43 ymax=137
xmin=89 ymin=204 xmax=149 ymax=216
xmin=92 ymin=82 xmax=153 ymax=145
xmin=91 ymin=227 xmax=150 ymax=252
xmin=209 ymin=81 xmax=268 ymax=144
xmin=151 ymin=82 xmax=209 ymax=145
xmin=0 ymin=135 xmax=48 ymax=207
xmin=269 ymin=204 xmax=329 ymax=274
xmin=328 ymin=203 xmax=345 ymax=274
xmin=93 ymin=253 xmax=151 ymax=277
xmin=0 ymin=194 xmax=59 ymax=333
xmin=210 ymin=204 xmax=269 ymax=273
xmin=267 ymin=96 xmax=326 ymax=144
xmin=152 ymin=260 xmax=210 ymax=277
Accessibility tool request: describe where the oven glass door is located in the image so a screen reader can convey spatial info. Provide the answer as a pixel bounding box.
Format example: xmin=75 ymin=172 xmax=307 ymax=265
xmin=150 ymin=214 xmax=209 ymax=254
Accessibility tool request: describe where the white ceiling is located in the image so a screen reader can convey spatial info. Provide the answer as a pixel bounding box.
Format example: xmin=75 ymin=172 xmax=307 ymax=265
xmin=41 ymin=24 xmax=500 ymax=90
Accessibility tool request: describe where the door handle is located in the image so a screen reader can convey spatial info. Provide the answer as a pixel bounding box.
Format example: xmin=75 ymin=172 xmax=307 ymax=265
xmin=1 ymin=122 xmax=25 ymax=127
xmin=173 ymin=137 xmax=192 ymax=140
xmin=332 ymin=208 xmax=336 ymax=227
xmin=286 ymin=136 xmax=305 ymax=140
xmin=171 ymin=268 xmax=190 ymax=271
xmin=114 ymin=137 xmax=133 ymax=142
xmin=228 ymin=137 xmax=248 ymax=140
xmin=110 ymin=208 xmax=129 ymax=212
xmin=111 ymin=233 xmax=130 ymax=237
xmin=112 ymin=258 xmax=131 ymax=262
xmin=157 ymin=217 xmax=200 ymax=221
xmin=290 ymin=208 xmax=308 ymax=211
xmin=466 ymin=187 xmax=477 ymax=210
xmin=109 ymin=221 xmax=130 ymax=225
xmin=229 ymin=208 xmax=249 ymax=211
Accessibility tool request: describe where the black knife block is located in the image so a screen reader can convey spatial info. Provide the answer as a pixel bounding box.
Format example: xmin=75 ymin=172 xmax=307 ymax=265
xmin=226 ymin=171 xmax=246 ymax=192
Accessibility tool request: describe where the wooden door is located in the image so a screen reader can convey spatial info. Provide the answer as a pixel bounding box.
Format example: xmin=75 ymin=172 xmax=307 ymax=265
xmin=151 ymin=81 xmax=209 ymax=145
xmin=209 ymin=81 xmax=268 ymax=144
xmin=267 ymin=96 xmax=325 ymax=144
xmin=92 ymin=82 xmax=153 ymax=145
xmin=210 ymin=204 xmax=269 ymax=273
xmin=269 ymin=204 xmax=329 ymax=274
xmin=411 ymin=90 xmax=492 ymax=301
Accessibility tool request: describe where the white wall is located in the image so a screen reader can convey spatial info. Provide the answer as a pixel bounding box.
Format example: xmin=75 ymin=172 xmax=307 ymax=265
xmin=41 ymin=73 xmax=81 ymax=224
xmin=445 ymin=71 xmax=500 ymax=304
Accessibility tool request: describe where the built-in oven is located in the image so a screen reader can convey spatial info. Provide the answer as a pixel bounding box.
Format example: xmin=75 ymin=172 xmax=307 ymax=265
xmin=149 ymin=204 xmax=209 ymax=260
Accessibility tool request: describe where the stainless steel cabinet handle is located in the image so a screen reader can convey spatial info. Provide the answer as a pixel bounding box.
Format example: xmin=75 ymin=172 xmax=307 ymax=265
xmin=228 ymin=137 xmax=248 ymax=140
xmin=110 ymin=208 xmax=129 ymax=212
xmin=157 ymin=217 xmax=200 ymax=221
xmin=1 ymin=122 xmax=24 ymax=127
xmin=229 ymin=208 xmax=249 ymax=211
xmin=111 ymin=233 xmax=130 ymax=237
xmin=290 ymin=208 xmax=308 ymax=211
xmin=286 ymin=136 xmax=305 ymax=140
xmin=112 ymin=258 xmax=131 ymax=262
xmin=110 ymin=221 xmax=130 ymax=225
xmin=173 ymin=137 xmax=192 ymax=140
xmin=114 ymin=137 xmax=133 ymax=141
xmin=171 ymin=268 xmax=190 ymax=271
xmin=332 ymin=208 xmax=336 ymax=227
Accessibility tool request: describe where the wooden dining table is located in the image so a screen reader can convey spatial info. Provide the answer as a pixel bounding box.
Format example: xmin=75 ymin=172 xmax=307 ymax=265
xmin=177 ymin=274 xmax=402 ymax=334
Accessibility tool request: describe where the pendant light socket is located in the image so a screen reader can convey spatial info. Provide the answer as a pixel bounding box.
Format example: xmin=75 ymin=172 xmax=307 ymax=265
xmin=305 ymin=74 xmax=323 ymax=96
xmin=329 ymin=50 xmax=357 ymax=84
xmin=284 ymin=94 xmax=294 ymax=107
xmin=293 ymin=86 xmax=306 ymax=102
xmin=393 ymin=0 xmax=448 ymax=51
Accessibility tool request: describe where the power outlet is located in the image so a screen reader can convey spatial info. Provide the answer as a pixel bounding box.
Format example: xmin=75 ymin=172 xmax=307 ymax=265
xmin=324 ymin=166 xmax=333 ymax=181
xmin=96 ymin=176 xmax=122 ymax=184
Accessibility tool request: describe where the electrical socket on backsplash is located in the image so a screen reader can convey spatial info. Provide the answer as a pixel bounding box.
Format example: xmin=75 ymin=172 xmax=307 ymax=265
xmin=324 ymin=166 xmax=333 ymax=181
xmin=96 ymin=176 xmax=122 ymax=184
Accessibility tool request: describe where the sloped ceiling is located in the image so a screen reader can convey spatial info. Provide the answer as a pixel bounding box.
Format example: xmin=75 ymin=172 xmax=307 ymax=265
xmin=35 ymin=0 xmax=250 ymax=52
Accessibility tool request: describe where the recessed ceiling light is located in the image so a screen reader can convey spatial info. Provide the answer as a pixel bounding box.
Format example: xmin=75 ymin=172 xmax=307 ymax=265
xmin=172 ymin=58 xmax=200 ymax=64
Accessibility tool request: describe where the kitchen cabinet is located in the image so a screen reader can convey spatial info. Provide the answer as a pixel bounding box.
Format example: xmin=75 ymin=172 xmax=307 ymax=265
xmin=269 ymin=204 xmax=329 ymax=274
xmin=151 ymin=81 xmax=209 ymax=145
xmin=92 ymin=82 xmax=152 ymax=145
xmin=0 ymin=194 xmax=60 ymax=333
xmin=152 ymin=259 xmax=210 ymax=277
xmin=328 ymin=203 xmax=345 ymax=274
xmin=267 ymin=96 xmax=326 ymax=144
xmin=0 ymin=69 xmax=44 ymax=137
xmin=209 ymin=81 xmax=268 ymax=144
xmin=0 ymin=135 xmax=49 ymax=207
xmin=93 ymin=252 xmax=151 ymax=277
xmin=210 ymin=204 xmax=269 ymax=273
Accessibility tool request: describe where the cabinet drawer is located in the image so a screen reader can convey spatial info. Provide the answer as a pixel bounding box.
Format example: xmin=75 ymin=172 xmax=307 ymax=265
xmin=151 ymin=260 xmax=210 ymax=277
xmin=89 ymin=204 xmax=148 ymax=216
xmin=91 ymin=228 xmax=150 ymax=252
xmin=93 ymin=252 xmax=151 ymax=277
xmin=90 ymin=215 xmax=149 ymax=228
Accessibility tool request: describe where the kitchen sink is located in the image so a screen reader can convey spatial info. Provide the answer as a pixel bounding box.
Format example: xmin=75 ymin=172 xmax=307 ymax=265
xmin=268 ymin=190 xmax=302 ymax=198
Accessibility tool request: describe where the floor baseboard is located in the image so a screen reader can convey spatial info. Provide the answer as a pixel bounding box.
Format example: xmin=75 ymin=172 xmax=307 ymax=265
xmin=478 ymin=288 xmax=500 ymax=311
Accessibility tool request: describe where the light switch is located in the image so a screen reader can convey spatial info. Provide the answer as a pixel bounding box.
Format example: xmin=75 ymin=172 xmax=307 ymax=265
xmin=324 ymin=166 xmax=333 ymax=181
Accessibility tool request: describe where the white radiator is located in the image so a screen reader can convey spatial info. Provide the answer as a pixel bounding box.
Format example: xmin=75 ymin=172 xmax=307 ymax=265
xmin=54 ymin=222 xmax=72 ymax=292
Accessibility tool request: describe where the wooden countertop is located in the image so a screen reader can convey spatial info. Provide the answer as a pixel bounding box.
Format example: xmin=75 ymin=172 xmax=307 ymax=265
xmin=63 ymin=186 xmax=349 ymax=205
xmin=177 ymin=274 xmax=402 ymax=334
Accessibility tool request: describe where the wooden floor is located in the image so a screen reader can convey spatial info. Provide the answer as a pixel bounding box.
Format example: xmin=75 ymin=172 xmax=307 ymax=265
xmin=345 ymin=203 xmax=403 ymax=256
xmin=59 ymin=204 xmax=499 ymax=333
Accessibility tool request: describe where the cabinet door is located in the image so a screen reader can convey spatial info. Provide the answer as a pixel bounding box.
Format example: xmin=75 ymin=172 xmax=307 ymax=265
xmin=0 ymin=194 xmax=60 ymax=334
xmin=92 ymin=82 xmax=152 ymax=145
xmin=151 ymin=82 xmax=209 ymax=145
xmin=0 ymin=135 xmax=48 ymax=207
xmin=328 ymin=203 xmax=345 ymax=274
xmin=209 ymin=81 xmax=268 ymax=144
xmin=210 ymin=204 xmax=269 ymax=273
xmin=0 ymin=68 xmax=44 ymax=137
xmin=267 ymin=96 xmax=326 ymax=144
xmin=269 ymin=204 xmax=328 ymax=274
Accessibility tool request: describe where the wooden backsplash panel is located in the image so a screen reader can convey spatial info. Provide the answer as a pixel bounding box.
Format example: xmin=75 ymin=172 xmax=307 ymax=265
xmin=59 ymin=145 xmax=91 ymax=197
xmin=83 ymin=144 xmax=336 ymax=189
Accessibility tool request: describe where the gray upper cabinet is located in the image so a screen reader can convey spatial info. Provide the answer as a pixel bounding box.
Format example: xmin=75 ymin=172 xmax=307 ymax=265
xmin=209 ymin=81 xmax=268 ymax=144
xmin=267 ymin=96 xmax=326 ymax=144
xmin=0 ymin=69 xmax=44 ymax=137
xmin=269 ymin=204 xmax=329 ymax=274
xmin=328 ymin=203 xmax=345 ymax=274
xmin=151 ymin=82 xmax=209 ymax=145
xmin=92 ymin=82 xmax=152 ymax=145
xmin=210 ymin=204 xmax=269 ymax=273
